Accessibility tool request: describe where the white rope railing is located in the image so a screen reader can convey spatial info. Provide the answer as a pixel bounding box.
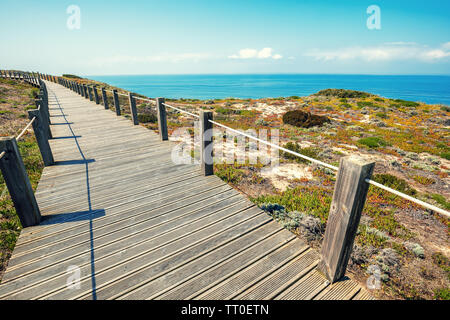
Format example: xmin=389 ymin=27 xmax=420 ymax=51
xmin=366 ymin=179 xmax=449 ymax=217
xmin=162 ymin=102 xmax=200 ymax=118
xmin=16 ymin=117 xmax=36 ymax=141
xmin=155 ymin=102 xmax=449 ymax=217
xmin=0 ymin=151 xmax=5 ymax=160
xmin=55 ymin=76 xmax=450 ymax=218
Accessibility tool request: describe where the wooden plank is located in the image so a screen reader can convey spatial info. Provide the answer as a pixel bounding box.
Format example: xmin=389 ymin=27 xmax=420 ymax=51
xmin=0 ymin=80 xmax=365 ymax=301
xmin=40 ymin=209 xmax=269 ymax=299
xmin=0 ymin=199 xmax=253 ymax=299
xmin=236 ymin=249 xmax=320 ymax=300
xmin=194 ymin=237 xmax=307 ymax=300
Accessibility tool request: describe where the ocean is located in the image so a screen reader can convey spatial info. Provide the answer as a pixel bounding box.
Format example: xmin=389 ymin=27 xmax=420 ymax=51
xmin=88 ymin=74 xmax=450 ymax=106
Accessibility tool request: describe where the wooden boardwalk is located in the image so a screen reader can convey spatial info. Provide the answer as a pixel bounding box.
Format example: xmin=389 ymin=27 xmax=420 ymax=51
xmin=0 ymin=81 xmax=371 ymax=300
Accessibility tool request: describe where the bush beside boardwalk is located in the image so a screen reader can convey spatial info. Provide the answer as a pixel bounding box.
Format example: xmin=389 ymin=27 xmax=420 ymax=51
xmin=0 ymin=79 xmax=44 ymax=280
xmin=61 ymin=76 xmax=450 ymax=300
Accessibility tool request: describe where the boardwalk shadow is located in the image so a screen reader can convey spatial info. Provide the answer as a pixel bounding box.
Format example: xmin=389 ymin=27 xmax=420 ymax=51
xmin=40 ymin=209 xmax=105 ymax=225
xmin=55 ymin=159 xmax=95 ymax=165
xmin=51 ymin=92 xmax=99 ymax=300
xmin=52 ymin=135 xmax=82 ymax=140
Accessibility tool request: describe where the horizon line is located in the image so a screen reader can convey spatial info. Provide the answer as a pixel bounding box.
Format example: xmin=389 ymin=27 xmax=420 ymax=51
xmin=82 ymin=72 xmax=450 ymax=77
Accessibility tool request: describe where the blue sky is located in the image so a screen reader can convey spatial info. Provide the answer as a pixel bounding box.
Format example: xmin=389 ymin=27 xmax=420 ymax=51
xmin=1 ymin=0 xmax=449 ymax=75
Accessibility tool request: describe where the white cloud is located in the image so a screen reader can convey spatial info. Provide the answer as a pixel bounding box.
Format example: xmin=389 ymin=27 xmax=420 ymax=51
xmin=305 ymin=42 xmax=450 ymax=62
xmin=228 ymin=48 xmax=282 ymax=60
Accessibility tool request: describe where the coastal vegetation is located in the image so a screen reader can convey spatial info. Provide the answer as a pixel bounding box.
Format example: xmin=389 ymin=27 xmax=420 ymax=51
xmin=0 ymin=78 xmax=43 ymax=280
xmin=62 ymin=75 xmax=449 ymax=300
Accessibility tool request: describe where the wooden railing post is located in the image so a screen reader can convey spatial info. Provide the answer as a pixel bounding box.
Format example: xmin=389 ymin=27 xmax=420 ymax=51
xmin=28 ymin=109 xmax=54 ymax=166
xmin=0 ymin=137 xmax=41 ymax=227
xmin=200 ymin=111 xmax=214 ymax=176
xmin=113 ymin=89 xmax=121 ymax=115
xmin=35 ymin=99 xmax=52 ymax=139
xmin=156 ymin=98 xmax=168 ymax=141
xmin=128 ymin=93 xmax=138 ymax=125
xmin=88 ymin=86 xmax=94 ymax=101
xmin=101 ymin=88 xmax=109 ymax=109
xmin=93 ymin=87 xmax=100 ymax=104
xmin=318 ymin=156 xmax=375 ymax=283
xmin=83 ymin=85 xmax=88 ymax=98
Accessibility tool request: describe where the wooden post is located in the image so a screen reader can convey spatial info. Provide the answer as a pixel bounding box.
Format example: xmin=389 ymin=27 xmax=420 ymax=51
xmin=83 ymin=85 xmax=88 ymax=98
xmin=93 ymin=87 xmax=100 ymax=104
xmin=88 ymin=86 xmax=94 ymax=101
xmin=318 ymin=156 xmax=375 ymax=283
xmin=113 ymin=89 xmax=120 ymax=115
xmin=156 ymin=97 xmax=168 ymax=141
xmin=101 ymin=88 xmax=109 ymax=109
xmin=0 ymin=137 xmax=41 ymax=227
xmin=200 ymin=111 xmax=214 ymax=176
xmin=128 ymin=93 xmax=138 ymax=125
xmin=28 ymin=110 xmax=54 ymax=166
xmin=35 ymin=99 xmax=52 ymax=139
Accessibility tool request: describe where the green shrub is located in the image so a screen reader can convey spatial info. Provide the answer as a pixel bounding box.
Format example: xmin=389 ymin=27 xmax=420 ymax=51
xmin=391 ymin=99 xmax=419 ymax=108
xmin=357 ymin=136 xmax=389 ymax=149
xmin=434 ymin=288 xmax=450 ymax=300
xmin=440 ymin=105 xmax=450 ymax=112
xmin=372 ymin=174 xmax=417 ymax=196
xmin=282 ymin=110 xmax=330 ymax=128
xmin=376 ymin=112 xmax=388 ymax=119
xmin=440 ymin=152 xmax=450 ymax=160
xmin=62 ymin=74 xmax=83 ymax=79
xmin=282 ymin=142 xmax=320 ymax=164
xmin=314 ymin=89 xmax=372 ymax=98
xmin=254 ymin=186 xmax=332 ymax=223
xmin=137 ymin=113 xmax=157 ymax=123
xmin=28 ymin=88 xmax=39 ymax=99
xmin=430 ymin=194 xmax=450 ymax=210
xmin=357 ymin=101 xmax=375 ymax=108
xmin=214 ymin=164 xmax=244 ymax=184
xmin=215 ymin=106 xmax=234 ymax=115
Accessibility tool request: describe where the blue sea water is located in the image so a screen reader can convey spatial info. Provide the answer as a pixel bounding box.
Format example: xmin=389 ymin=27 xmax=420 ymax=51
xmin=88 ymin=74 xmax=450 ymax=106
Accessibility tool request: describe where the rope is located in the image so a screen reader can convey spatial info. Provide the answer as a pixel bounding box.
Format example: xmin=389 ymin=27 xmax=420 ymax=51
xmin=134 ymin=96 xmax=156 ymax=104
xmin=366 ymin=179 xmax=449 ymax=217
xmin=0 ymin=151 xmax=5 ymax=160
xmin=16 ymin=117 xmax=36 ymax=140
xmin=209 ymin=119 xmax=339 ymax=171
xmin=43 ymin=72 xmax=450 ymax=218
xmin=162 ymin=103 xmax=200 ymax=118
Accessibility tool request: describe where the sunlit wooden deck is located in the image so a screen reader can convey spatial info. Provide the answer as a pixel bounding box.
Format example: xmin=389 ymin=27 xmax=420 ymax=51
xmin=0 ymin=81 xmax=371 ymax=300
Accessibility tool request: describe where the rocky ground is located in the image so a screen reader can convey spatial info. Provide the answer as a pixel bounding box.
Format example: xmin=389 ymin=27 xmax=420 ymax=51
xmin=66 ymin=77 xmax=450 ymax=300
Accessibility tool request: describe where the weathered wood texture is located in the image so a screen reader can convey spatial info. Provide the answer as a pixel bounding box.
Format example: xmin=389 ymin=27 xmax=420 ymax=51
xmin=28 ymin=109 xmax=54 ymax=166
xmin=156 ymin=97 xmax=168 ymax=141
xmin=0 ymin=137 xmax=41 ymax=227
xmin=113 ymin=90 xmax=121 ymax=116
xmin=128 ymin=93 xmax=138 ymax=125
xmin=0 ymin=81 xmax=369 ymax=300
xmin=319 ymin=156 xmax=375 ymax=283
xmin=200 ymin=111 xmax=213 ymax=176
